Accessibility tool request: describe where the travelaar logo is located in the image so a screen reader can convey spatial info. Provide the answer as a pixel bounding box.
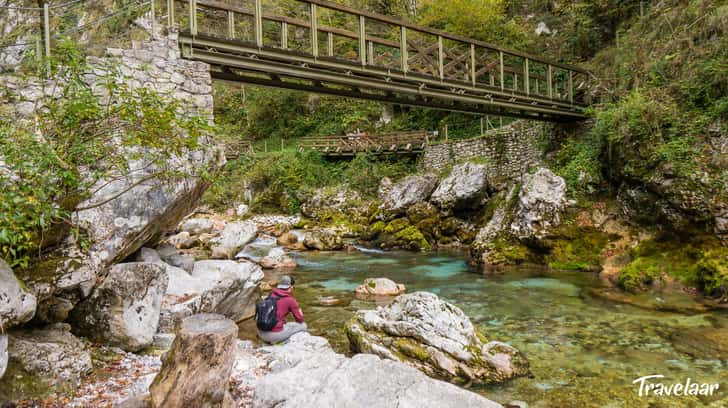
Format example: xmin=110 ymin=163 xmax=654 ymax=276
xmin=633 ymin=375 xmax=720 ymax=397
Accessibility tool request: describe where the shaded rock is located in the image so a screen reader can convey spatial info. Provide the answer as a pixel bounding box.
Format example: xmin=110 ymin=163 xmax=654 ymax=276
xmin=180 ymin=218 xmax=214 ymax=235
xmin=254 ymin=332 xmax=503 ymax=408
xmin=377 ymin=176 xmax=393 ymax=200
xmin=382 ymin=174 xmax=439 ymax=214
xmin=70 ymin=262 xmax=168 ymax=352
xmin=167 ymin=231 xmax=199 ymax=249
xmin=3 ymin=323 xmax=93 ymax=399
xmin=354 ymin=278 xmax=406 ymax=297
xmin=303 ymin=229 xmax=343 ymax=251
xmin=510 ymin=168 xmax=566 ymax=239
xmin=150 ymin=314 xmax=238 ymax=408
xmin=345 ymin=292 xmax=529 ymax=385
xmin=158 ymin=245 xmax=196 ymax=273
xmin=158 ymin=260 xmax=263 ymax=332
xmin=0 ymin=335 xmax=6 ymax=379
xmin=211 ymin=221 xmax=258 ymax=259
xmin=135 ymin=247 xmax=162 ymax=263
xmin=0 ymin=258 xmax=36 ymax=329
xmin=259 ymin=247 xmax=297 ymax=269
xmin=431 ymin=162 xmax=490 ymax=210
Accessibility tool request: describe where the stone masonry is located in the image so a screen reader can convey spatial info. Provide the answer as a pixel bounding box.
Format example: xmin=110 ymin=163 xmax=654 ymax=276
xmin=419 ymin=121 xmax=545 ymax=181
xmin=0 ymin=31 xmax=212 ymax=119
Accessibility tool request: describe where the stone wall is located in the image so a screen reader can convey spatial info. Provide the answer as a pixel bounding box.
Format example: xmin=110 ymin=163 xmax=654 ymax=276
xmin=418 ymin=121 xmax=545 ymax=181
xmin=0 ymin=31 xmax=212 ymax=119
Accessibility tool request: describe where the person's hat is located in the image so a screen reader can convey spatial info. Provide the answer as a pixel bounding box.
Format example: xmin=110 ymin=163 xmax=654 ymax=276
xmin=277 ymin=275 xmax=294 ymax=289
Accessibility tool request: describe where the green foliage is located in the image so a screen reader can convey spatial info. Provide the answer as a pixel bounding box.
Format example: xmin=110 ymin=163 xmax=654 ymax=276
xmin=418 ymin=0 xmax=528 ymax=47
xmin=0 ymin=42 xmax=210 ymax=268
xmin=204 ymin=151 xmax=416 ymax=213
xmin=696 ymin=248 xmax=728 ymax=297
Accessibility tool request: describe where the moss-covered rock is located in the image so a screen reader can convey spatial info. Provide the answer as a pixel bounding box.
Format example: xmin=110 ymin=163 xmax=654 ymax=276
xmin=344 ymin=292 xmax=530 ymax=385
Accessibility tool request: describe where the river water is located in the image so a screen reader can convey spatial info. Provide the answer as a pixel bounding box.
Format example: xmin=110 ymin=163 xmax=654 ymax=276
xmin=275 ymin=248 xmax=728 ymax=408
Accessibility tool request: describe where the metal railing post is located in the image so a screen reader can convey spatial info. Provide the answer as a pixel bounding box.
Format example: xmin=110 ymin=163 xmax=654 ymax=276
xmin=254 ymin=0 xmax=263 ymax=47
xmin=358 ymin=15 xmax=366 ymax=66
xmin=547 ymin=64 xmax=553 ymax=99
xmin=227 ymin=11 xmax=235 ymax=39
xmin=437 ymin=35 xmax=444 ymax=80
xmin=470 ymin=44 xmax=476 ymax=86
xmin=400 ymin=26 xmax=407 ymax=73
xmin=569 ymin=71 xmax=574 ymax=104
xmin=524 ymin=57 xmax=529 ymax=96
xmin=167 ymin=0 xmax=174 ymax=28
xmin=281 ymin=21 xmax=288 ymax=49
xmin=43 ymin=2 xmax=51 ymax=61
xmin=499 ymin=51 xmax=504 ymax=91
xmin=310 ymin=3 xmax=318 ymax=57
xmin=188 ymin=0 xmax=197 ymax=36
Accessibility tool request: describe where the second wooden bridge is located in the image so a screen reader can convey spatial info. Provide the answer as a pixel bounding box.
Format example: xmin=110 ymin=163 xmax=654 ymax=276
xmin=299 ymin=131 xmax=432 ymax=156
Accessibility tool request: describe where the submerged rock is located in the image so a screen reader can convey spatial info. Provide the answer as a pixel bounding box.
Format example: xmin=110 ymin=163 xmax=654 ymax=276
xmin=158 ymin=260 xmax=263 ymax=332
xmin=211 ymin=221 xmax=258 ymax=259
xmin=3 ymin=323 xmax=93 ymax=399
xmin=431 ymin=162 xmax=491 ymax=211
xmin=345 ymin=292 xmax=529 ymax=385
xmin=354 ymin=278 xmax=406 ymax=297
xmin=510 ymin=168 xmax=567 ymax=239
xmin=382 ymin=174 xmax=439 ymax=214
xmin=0 ymin=258 xmax=37 ymax=329
xmin=150 ymin=314 xmax=238 ymax=407
xmin=253 ymin=332 xmax=503 ymax=408
xmin=70 ymin=262 xmax=168 ymax=352
xmin=670 ymin=327 xmax=728 ymax=359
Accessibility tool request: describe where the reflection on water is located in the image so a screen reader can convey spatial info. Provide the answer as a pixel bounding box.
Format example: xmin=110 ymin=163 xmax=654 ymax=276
xmin=284 ymin=249 xmax=728 ymax=408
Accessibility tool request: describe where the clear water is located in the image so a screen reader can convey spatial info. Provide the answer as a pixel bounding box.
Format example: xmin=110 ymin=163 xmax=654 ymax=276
xmin=276 ymin=249 xmax=728 ymax=408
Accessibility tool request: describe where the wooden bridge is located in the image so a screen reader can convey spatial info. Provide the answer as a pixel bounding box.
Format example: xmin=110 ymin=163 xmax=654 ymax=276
xmin=299 ymin=131 xmax=432 ymax=156
xmin=165 ymin=0 xmax=589 ymax=121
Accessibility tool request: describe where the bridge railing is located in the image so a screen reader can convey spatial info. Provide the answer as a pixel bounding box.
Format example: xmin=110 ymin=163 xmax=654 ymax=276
xmin=166 ymin=0 xmax=588 ymax=108
xmin=299 ymin=131 xmax=433 ymax=155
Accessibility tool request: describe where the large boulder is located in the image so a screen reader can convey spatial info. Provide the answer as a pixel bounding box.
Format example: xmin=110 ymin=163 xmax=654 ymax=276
xmin=345 ymin=292 xmax=529 ymax=385
xmin=510 ymin=168 xmax=567 ymax=239
xmin=303 ymin=229 xmax=344 ymax=251
xmin=1 ymin=323 xmax=93 ymax=400
xmin=210 ymin=221 xmax=258 ymax=259
xmin=158 ymin=260 xmax=263 ymax=332
xmin=70 ymin=262 xmax=168 ymax=352
xmin=430 ymin=162 xmax=491 ymax=210
xmin=354 ymin=278 xmax=406 ymax=297
xmin=382 ymin=174 xmax=439 ymax=214
xmin=253 ymin=332 xmax=503 ymax=408
xmin=0 ymin=258 xmax=36 ymax=329
xmin=150 ymin=314 xmax=238 ymax=407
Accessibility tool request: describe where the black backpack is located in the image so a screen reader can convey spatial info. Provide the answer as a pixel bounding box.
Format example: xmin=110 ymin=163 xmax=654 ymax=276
xmin=255 ymin=294 xmax=279 ymax=331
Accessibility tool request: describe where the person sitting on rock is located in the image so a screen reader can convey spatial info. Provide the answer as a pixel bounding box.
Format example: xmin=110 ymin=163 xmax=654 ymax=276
xmin=257 ymin=275 xmax=307 ymax=343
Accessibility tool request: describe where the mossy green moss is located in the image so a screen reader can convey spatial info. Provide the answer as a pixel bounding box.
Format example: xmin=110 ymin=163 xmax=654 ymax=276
xmin=617 ymin=237 xmax=727 ymax=294
xmin=696 ymin=248 xmax=728 ymax=297
xmin=393 ymin=226 xmax=432 ymax=250
xmin=545 ymin=226 xmax=610 ymax=271
xmin=383 ymin=217 xmax=411 ymax=234
xmin=394 ymin=337 xmax=430 ymax=362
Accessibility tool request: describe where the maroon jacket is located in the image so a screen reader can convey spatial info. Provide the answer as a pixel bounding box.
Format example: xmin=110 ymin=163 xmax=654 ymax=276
xmin=270 ymin=288 xmax=304 ymax=332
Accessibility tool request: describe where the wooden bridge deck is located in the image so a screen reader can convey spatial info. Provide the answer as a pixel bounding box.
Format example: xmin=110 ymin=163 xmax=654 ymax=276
xmin=299 ymin=131 xmax=432 ymax=156
xmin=168 ymin=0 xmax=589 ymax=122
